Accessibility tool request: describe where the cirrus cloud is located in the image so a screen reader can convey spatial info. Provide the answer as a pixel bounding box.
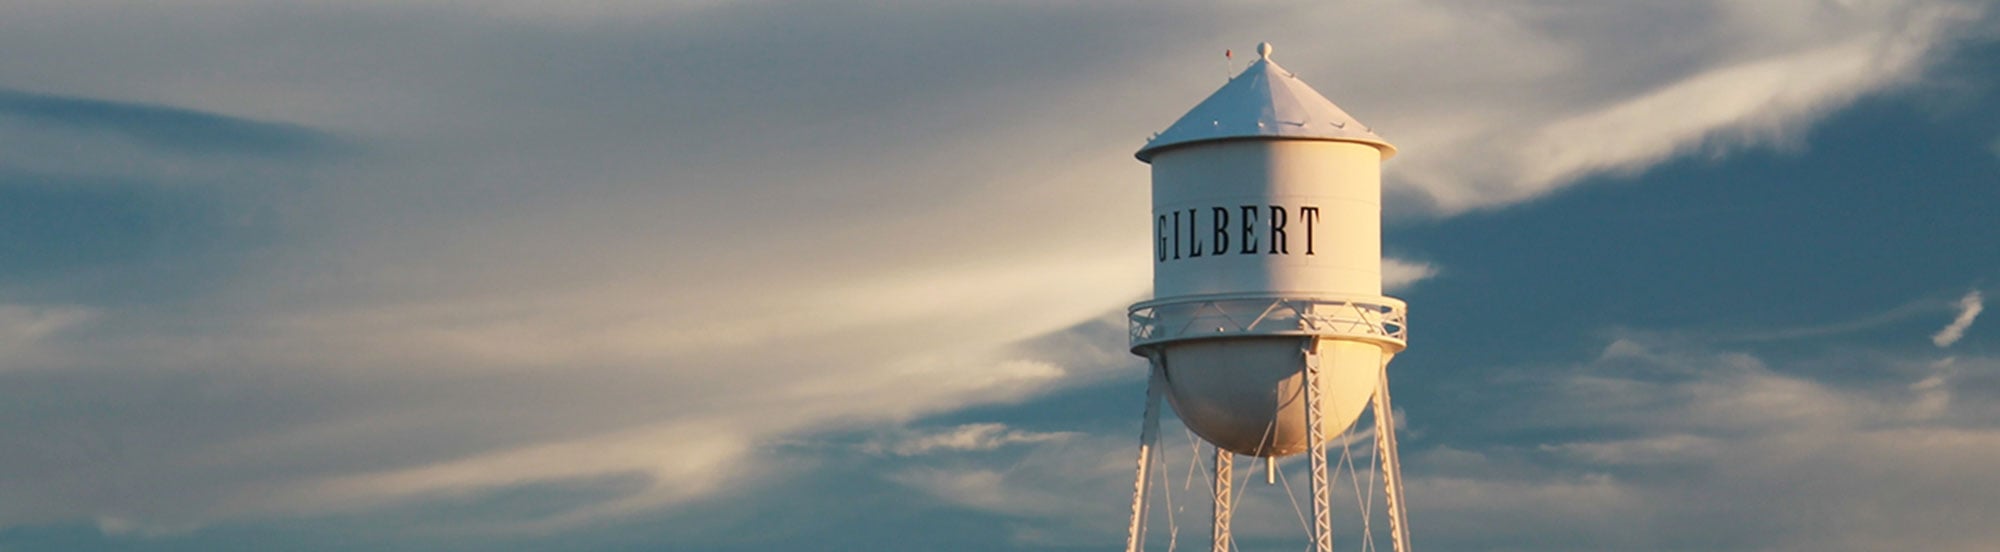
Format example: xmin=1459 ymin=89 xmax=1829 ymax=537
xmin=0 ymin=0 xmax=1991 ymax=542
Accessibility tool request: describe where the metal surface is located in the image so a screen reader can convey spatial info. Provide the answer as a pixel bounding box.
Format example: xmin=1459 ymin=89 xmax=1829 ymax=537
xmin=1123 ymin=41 xmax=1415 ymax=551
xmin=1126 ymin=359 xmax=1167 ymax=552
xmin=1145 ymin=337 xmax=1384 ymax=457
xmin=1128 ymin=293 xmax=1406 ymax=458
xmin=1305 ymin=342 xmax=1333 ymax=552
xmin=1213 ymin=448 xmax=1233 ymax=552
xmin=1374 ymin=364 xmax=1412 ymax=552
xmin=1129 ymin=294 xmax=1407 ymax=351
xmin=1138 ymin=43 xmax=1395 ymax=162
xmin=1147 ymin=140 xmax=1388 ymax=298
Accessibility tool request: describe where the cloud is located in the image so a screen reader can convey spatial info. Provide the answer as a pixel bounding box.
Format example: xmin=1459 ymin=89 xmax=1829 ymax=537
xmin=863 ymin=423 xmax=1082 ymax=457
xmin=1384 ymin=258 xmax=1438 ymax=292
xmin=256 ymin=421 xmax=752 ymax=533
xmin=0 ymin=304 xmax=93 ymax=368
xmin=0 ymin=0 xmax=1991 ymax=541
xmin=1369 ymin=0 xmax=1987 ymax=213
xmin=1407 ymin=337 xmax=2000 ymax=551
xmin=1933 ymin=290 xmax=1985 ymax=347
xmin=881 ymin=416 xmax=1406 ymax=549
xmin=882 ymin=432 xmax=1145 ymax=547
xmin=875 ymin=330 xmax=2000 ymax=551
xmin=0 ymin=3 xmax=1162 ymax=532
xmin=1720 ymin=296 xmax=1947 ymax=343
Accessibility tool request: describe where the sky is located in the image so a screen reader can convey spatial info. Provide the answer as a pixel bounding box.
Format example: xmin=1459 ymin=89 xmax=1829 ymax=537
xmin=1 ymin=1 xmax=1997 ymax=550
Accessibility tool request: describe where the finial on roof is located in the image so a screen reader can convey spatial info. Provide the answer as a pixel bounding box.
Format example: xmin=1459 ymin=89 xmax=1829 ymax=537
xmin=1257 ymin=42 xmax=1273 ymax=60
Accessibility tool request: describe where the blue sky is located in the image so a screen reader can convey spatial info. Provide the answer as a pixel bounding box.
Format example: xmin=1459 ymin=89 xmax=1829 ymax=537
xmin=1 ymin=1 xmax=1997 ymax=551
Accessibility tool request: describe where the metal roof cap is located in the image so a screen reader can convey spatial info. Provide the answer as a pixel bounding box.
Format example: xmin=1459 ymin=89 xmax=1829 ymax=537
xmin=1137 ymin=43 xmax=1396 ymax=163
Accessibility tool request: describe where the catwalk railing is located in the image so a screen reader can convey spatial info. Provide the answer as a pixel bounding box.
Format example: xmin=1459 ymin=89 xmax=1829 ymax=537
xmin=1129 ymin=294 xmax=1407 ymax=351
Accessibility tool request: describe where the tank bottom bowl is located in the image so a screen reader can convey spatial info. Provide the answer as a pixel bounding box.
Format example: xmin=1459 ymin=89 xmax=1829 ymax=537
xmin=1158 ymin=336 xmax=1388 ymax=457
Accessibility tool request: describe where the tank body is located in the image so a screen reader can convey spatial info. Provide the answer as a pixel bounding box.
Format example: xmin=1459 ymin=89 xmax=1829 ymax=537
xmin=1150 ymin=140 xmax=1383 ymax=297
xmin=1131 ymin=46 xmax=1405 ymax=458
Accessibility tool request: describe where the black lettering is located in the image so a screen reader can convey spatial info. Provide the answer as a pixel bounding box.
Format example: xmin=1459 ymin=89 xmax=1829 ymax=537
xmin=1300 ymin=206 xmax=1320 ymax=255
xmin=1269 ymin=205 xmax=1288 ymax=254
xmin=1240 ymin=205 xmax=1259 ymax=254
xmin=1157 ymin=214 xmax=1169 ymax=262
xmin=1172 ymin=210 xmax=1181 ymax=260
xmin=1211 ymin=207 xmax=1229 ymax=256
xmin=1187 ymin=208 xmax=1202 ymax=257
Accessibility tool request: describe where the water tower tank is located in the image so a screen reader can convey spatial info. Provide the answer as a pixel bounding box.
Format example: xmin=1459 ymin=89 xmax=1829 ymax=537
xmin=1129 ymin=43 xmax=1406 ymax=458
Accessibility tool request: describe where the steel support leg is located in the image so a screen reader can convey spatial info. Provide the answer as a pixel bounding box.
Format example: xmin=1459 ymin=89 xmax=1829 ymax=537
xmin=1126 ymin=354 xmax=1167 ymax=552
xmin=1304 ymin=340 xmax=1333 ymax=552
xmin=1213 ymin=447 xmax=1232 ymax=552
xmin=1374 ymin=362 xmax=1411 ymax=552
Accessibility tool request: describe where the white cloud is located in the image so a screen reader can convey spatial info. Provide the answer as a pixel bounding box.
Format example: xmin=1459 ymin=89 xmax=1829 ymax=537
xmin=865 ymin=423 xmax=1081 ymax=457
xmin=877 ymin=334 xmax=2000 ymax=551
xmin=1371 ymin=0 xmax=1986 ymax=213
xmin=1384 ymin=258 xmax=1439 ymax=292
xmin=882 ymin=432 xmax=1180 ymax=548
xmin=0 ymin=0 xmax=1990 ymax=539
xmin=1933 ymin=290 xmax=1984 ymax=347
xmin=256 ymin=421 xmax=751 ymax=533
xmin=1406 ymin=338 xmax=2000 ymax=551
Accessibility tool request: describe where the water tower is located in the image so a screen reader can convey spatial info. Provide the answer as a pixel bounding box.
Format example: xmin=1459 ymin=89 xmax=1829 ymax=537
xmin=1123 ymin=43 xmax=1411 ymax=552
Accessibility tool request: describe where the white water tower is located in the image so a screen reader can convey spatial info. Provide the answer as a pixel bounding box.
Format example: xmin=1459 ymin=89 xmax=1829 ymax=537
xmin=1122 ymin=43 xmax=1412 ymax=552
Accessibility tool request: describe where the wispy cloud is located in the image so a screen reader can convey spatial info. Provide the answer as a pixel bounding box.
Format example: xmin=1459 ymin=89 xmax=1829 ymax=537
xmin=259 ymin=421 xmax=751 ymax=533
xmin=0 ymin=0 xmax=1990 ymax=540
xmin=882 ymin=433 xmax=1138 ymax=547
xmin=1384 ymin=258 xmax=1439 ymax=292
xmin=0 ymin=304 xmax=92 ymax=368
xmin=862 ymin=423 xmax=1081 ymax=457
xmin=879 ymin=327 xmax=2000 ymax=551
xmin=1414 ymin=339 xmax=2000 ymax=551
xmin=1374 ymin=0 xmax=1987 ymax=213
xmin=1934 ymin=290 xmax=1985 ymax=347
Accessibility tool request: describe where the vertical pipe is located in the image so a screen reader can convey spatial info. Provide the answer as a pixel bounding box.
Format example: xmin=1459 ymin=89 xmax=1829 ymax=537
xmin=1126 ymin=355 xmax=1167 ymax=552
xmin=1213 ymin=447 xmax=1233 ymax=552
xmin=1304 ymin=340 xmax=1333 ymax=552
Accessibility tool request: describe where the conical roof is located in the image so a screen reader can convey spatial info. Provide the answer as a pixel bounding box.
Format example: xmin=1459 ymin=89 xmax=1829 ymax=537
xmin=1136 ymin=43 xmax=1395 ymax=163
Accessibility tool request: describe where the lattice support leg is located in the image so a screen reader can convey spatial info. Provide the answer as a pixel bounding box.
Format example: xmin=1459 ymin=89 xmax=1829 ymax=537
xmin=1126 ymin=353 xmax=1167 ymax=552
xmin=1213 ymin=447 xmax=1233 ymax=552
xmin=1304 ymin=340 xmax=1333 ymax=552
xmin=1374 ymin=360 xmax=1411 ymax=552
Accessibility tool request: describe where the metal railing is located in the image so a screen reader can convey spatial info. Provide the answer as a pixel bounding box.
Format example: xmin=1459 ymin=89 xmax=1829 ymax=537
xmin=1128 ymin=293 xmax=1407 ymax=351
